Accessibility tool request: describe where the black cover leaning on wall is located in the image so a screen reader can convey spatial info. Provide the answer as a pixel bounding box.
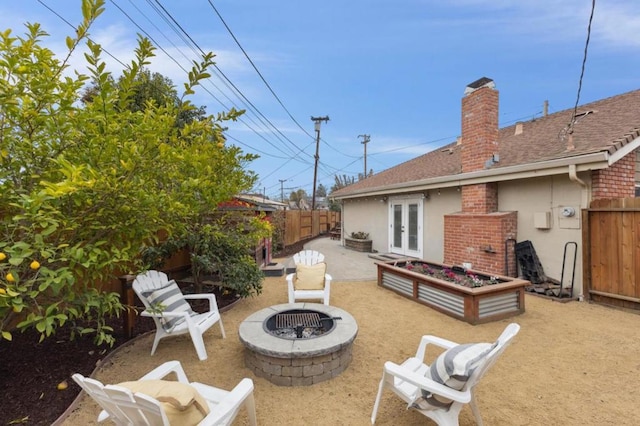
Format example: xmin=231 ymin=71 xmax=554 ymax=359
xmin=515 ymin=240 xmax=547 ymax=284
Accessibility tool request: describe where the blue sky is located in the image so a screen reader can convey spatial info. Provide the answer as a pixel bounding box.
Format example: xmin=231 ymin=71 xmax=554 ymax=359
xmin=2 ymin=1 xmax=639 ymax=200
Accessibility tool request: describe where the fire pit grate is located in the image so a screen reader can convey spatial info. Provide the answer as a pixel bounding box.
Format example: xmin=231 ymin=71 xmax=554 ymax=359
xmin=275 ymin=312 xmax=321 ymax=329
xmin=263 ymin=308 xmax=338 ymax=340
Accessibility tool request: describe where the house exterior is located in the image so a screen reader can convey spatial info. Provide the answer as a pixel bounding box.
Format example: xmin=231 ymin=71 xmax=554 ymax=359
xmin=331 ymin=77 xmax=640 ymax=298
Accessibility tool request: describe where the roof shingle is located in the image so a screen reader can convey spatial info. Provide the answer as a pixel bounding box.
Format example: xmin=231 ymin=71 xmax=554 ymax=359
xmin=333 ymin=88 xmax=640 ymax=197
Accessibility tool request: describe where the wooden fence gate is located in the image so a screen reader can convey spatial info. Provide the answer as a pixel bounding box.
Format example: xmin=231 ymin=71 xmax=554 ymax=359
xmin=584 ymin=197 xmax=640 ymax=311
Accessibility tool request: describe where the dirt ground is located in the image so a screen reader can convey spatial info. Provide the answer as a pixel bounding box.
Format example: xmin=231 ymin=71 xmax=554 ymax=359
xmin=62 ymin=273 xmax=640 ymax=425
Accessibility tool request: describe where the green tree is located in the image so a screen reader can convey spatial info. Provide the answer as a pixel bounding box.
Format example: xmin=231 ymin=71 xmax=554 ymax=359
xmin=289 ymin=189 xmax=308 ymax=209
xmin=316 ymin=183 xmax=327 ymax=197
xmin=0 ymin=0 xmax=258 ymax=345
xmin=82 ymin=68 xmax=208 ymax=129
xmin=328 ymin=174 xmax=357 ymax=211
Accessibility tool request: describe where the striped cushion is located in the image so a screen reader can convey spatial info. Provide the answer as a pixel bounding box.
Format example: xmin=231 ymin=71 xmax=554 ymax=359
xmin=143 ymin=281 xmax=194 ymax=332
xmin=410 ymin=342 xmax=497 ymax=411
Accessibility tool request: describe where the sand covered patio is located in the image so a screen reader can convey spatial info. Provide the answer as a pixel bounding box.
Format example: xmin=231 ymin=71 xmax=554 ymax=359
xmin=62 ymin=274 xmax=639 ymax=425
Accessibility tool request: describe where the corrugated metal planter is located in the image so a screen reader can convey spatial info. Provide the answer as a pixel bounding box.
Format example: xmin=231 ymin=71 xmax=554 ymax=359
xmin=376 ymin=260 xmax=527 ymax=324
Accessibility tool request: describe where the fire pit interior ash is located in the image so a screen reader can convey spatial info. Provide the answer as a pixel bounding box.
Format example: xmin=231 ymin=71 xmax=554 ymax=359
xmin=263 ymin=309 xmax=339 ymax=339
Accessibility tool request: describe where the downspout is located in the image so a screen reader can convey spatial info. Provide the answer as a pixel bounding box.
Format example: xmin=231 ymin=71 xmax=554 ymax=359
xmin=568 ymin=164 xmax=586 ymax=188
xmin=568 ymin=164 xmax=589 ymax=207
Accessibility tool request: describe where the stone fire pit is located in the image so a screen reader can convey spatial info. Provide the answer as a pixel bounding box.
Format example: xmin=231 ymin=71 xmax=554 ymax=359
xmin=238 ymin=303 xmax=358 ymax=386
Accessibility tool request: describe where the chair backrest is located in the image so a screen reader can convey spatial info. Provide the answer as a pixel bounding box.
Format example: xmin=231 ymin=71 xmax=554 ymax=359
xmin=72 ymin=374 xmax=169 ymax=425
xmin=132 ymin=270 xmax=171 ymax=295
xmin=461 ymin=323 xmax=520 ymax=392
xmin=132 ymin=271 xmax=196 ymax=332
xmin=293 ymin=250 xmax=325 ymax=266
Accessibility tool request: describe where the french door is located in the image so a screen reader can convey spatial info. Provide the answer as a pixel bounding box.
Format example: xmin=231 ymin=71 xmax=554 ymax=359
xmin=389 ymin=197 xmax=423 ymax=258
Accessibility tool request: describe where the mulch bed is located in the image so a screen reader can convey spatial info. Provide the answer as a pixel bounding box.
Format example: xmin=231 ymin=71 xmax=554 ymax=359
xmin=0 ymin=276 xmax=255 ymax=425
xmin=0 ymin=239 xmax=314 ymax=426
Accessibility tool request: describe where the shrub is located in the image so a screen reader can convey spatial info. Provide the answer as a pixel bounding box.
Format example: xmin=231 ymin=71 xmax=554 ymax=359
xmin=350 ymin=231 xmax=370 ymax=240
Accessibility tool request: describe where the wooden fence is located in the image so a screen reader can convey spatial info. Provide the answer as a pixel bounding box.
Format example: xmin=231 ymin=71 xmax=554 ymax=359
xmin=101 ymin=210 xmax=340 ymax=293
xmin=583 ymin=197 xmax=640 ymax=311
xmin=283 ymin=210 xmax=341 ymax=247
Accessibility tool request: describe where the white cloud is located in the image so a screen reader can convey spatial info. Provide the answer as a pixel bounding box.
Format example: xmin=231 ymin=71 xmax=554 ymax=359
xmin=426 ymin=0 xmax=640 ymax=48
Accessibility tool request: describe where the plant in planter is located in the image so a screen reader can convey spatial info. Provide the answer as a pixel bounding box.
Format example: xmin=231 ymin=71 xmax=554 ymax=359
xmin=350 ymin=231 xmax=370 ymax=240
xmin=345 ymin=231 xmax=372 ymax=252
xmin=376 ymin=259 xmax=528 ymax=324
xmin=404 ymin=261 xmax=500 ymax=288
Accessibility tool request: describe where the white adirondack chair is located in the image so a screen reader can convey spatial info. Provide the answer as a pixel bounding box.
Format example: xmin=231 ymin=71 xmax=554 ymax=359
xmin=371 ymin=323 xmax=521 ymax=426
xmin=72 ymin=360 xmax=257 ymax=425
xmin=286 ymin=249 xmax=332 ymax=305
xmin=132 ymin=270 xmax=225 ymax=361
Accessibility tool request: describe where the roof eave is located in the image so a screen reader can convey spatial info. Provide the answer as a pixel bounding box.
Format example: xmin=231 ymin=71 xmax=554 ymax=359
xmin=332 ymin=151 xmax=610 ymax=200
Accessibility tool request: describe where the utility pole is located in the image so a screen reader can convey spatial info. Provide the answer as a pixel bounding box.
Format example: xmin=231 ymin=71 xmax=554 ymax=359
xmin=278 ymin=179 xmax=287 ymax=203
xmin=358 ymin=134 xmax=370 ymax=178
xmin=310 ymin=115 xmax=329 ymax=210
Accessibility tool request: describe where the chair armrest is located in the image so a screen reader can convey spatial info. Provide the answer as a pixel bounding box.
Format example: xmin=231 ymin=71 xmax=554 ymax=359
xmin=286 ymin=273 xmax=295 ymax=283
xmin=415 ymin=334 xmax=458 ymax=360
xmin=138 ymin=360 xmax=190 ymax=383
xmin=140 ymin=310 xmax=191 ymax=319
xmin=183 ymin=293 xmax=218 ymax=311
xmin=196 ymin=378 xmax=256 ymax=426
xmin=384 ymin=361 xmax=471 ymax=403
xmin=183 ymin=293 xmax=216 ymax=302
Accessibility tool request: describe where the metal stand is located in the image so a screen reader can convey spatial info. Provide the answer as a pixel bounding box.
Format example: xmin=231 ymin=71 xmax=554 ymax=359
xmin=558 ymin=242 xmax=578 ymax=299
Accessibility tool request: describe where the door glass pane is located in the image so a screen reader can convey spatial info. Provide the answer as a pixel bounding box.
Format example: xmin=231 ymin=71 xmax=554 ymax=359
xmin=408 ymin=203 xmax=418 ymax=251
xmin=393 ymin=205 xmax=403 ymax=248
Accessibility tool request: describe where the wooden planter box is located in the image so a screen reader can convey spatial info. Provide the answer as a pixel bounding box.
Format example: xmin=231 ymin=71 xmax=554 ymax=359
xmin=345 ymin=237 xmax=372 ymax=252
xmin=376 ymin=260 xmax=528 ymax=324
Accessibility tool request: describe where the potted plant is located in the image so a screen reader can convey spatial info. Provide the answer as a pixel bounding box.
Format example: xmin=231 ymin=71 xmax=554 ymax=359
xmin=344 ymin=231 xmax=372 ymax=252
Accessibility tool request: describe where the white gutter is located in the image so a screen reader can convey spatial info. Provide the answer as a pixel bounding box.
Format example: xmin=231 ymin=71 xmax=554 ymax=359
xmin=335 ymin=151 xmax=609 ymax=200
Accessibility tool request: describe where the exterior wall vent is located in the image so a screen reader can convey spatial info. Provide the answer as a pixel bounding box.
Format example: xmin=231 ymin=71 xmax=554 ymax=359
xmin=515 ymin=122 xmax=524 ymax=135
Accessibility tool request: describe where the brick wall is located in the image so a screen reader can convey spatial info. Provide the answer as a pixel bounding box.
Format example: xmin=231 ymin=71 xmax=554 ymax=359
xmin=591 ymin=150 xmax=636 ymax=199
xmin=461 ymin=183 xmax=498 ymax=214
xmin=444 ymin=211 xmax=517 ymax=275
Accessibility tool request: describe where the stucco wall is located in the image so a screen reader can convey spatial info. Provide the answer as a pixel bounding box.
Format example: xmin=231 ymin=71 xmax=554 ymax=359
xmin=341 ymin=197 xmax=388 ymax=253
xmin=340 ymin=175 xmax=588 ymax=297
xmin=498 ymin=174 xmax=588 ymax=296
xmin=423 ymin=189 xmax=460 ymax=262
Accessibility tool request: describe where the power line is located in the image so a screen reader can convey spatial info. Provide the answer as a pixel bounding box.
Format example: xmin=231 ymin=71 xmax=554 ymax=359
xmin=205 ymin=0 xmax=316 ymax=142
xmin=111 ymin=0 xmax=311 ymax=162
xmin=37 ymin=0 xmax=127 ymax=68
xmin=567 ymin=0 xmax=596 ymax=134
xmin=152 ymin=0 xmax=308 ymax=159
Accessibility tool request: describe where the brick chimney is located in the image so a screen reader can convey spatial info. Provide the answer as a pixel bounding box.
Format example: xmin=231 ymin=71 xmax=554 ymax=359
xmin=461 ymin=77 xmax=498 ymax=173
xmin=460 ymin=77 xmax=499 ymax=214
xmin=444 ymin=78 xmax=517 ymax=275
